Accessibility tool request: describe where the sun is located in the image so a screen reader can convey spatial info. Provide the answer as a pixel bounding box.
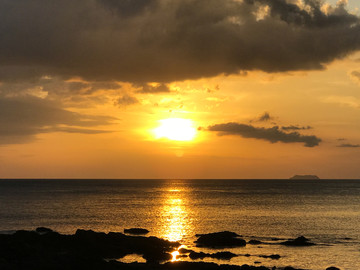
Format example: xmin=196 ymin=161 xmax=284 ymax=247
xmin=154 ymin=118 xmax=197 ymax=141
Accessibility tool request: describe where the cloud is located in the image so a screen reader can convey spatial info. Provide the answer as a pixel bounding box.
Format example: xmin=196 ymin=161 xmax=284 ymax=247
xmin=0 ymin=0 xmax=359 ymax=83
xmin=0 ymin=76 xmax=122 ymax=101
xmin=208 ymin=122 xmax=321 ymax=147
xmin=351 ymin=70 xmax=360 ymax=78
xmin=257 ymin=112 xmax=273 ymax=122
xmin=99 ymin=0 xmax=158 ymax=17
xmin=281 ymin=125 xmax=312 ymax=131
xmin=115 ymin=94 xmax=139 ymax=106
xmin=337 ymin=143 xmax=360 ymax=148
xmin=137 ymin=83 xmax=171 ymax=93
xmin=0 ymin=96 xmax=116 ymax=145
xmin=322 ymin=95 xmax=360 ymax=108
xmin=350 ymin=70 xmax=360 ymax=83
xmin=250 ymin=112 xmax=274 ymax=123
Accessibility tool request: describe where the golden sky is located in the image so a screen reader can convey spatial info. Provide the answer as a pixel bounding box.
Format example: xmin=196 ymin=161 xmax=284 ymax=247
xmin=1 ymin=0 xmax=360 ymax=179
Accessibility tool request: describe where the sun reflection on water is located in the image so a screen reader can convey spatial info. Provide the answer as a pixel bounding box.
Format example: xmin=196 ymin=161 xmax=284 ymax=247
xmin=160 ymin=186 xmax=193 ymax=243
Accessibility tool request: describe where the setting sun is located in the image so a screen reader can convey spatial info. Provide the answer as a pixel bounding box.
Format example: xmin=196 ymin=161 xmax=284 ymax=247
xmin=154 ymin=118 xmax=197 ymax=141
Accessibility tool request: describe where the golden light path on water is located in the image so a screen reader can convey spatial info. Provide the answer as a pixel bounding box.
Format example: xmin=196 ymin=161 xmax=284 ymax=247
xmin=160 ymin=187 xmax=194 ymax=262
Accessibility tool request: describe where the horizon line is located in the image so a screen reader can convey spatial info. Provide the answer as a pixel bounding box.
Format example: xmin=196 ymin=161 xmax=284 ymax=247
xmin=1 ymin=178 xmax=360 ymax=180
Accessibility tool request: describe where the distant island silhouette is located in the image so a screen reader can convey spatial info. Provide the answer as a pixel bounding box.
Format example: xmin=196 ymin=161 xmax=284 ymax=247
xmin=290 ymin=175 xmax=320 ymax=180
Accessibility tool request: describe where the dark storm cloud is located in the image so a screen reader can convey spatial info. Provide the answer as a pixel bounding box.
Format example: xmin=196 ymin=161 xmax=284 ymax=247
xmin=0 ymin=96 xmax=116 ymax=145
xmin=99 ymin=0 xmax=158 ymax=17
xmin=337 ymin=143 xmax=360 ymax=148
xmin=249 ymin=0 xmax=357 ymax=27
xmin=281 ymin=125 xmax=312 ymax=130
xmin=0 ymin=0 xmax=359 ymax=83
xmin=208 ymin=122 xmax=321 ymax=147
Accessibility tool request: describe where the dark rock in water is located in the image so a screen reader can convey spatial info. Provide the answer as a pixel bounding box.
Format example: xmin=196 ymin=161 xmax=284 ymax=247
xmin=280 ymin=236 xmax=315 ymax=246
xmin=35 ymin=227 xmax=53 ymax=233
xmin=142 ymin=250 xmax=172 ymax=262
xmin=271 ymin=237 xmax=283 ymax=241
xmin=162 ymin=261 xmax=279 ymax=270
xmin=248 ymin=240 xmax=263 ymax=245
xmin=0 ymin=227 xmax=180 ymax=269
xmin=124 ymin=228 xmax=150 ymax=235
xmin=326 ymin=267 xmax=341 ymax=270
xmin=178 ymin=247 xmax=192 ymax=254
xmin=0 ymin=228 xmax=306 ymax=270
xmin=189 ymin=251 xmax=237 ymax=260
xmin=195 ymin=231 xmax=241 ymax=238
xmin=106 ymin=261 xmax=278 ymax=270
xmin=195 ymin=231 xmax=246 ymax=248
xmin=239 ymin=264 xmax=270 ymax=270
xmin=259 ymin=254 xmax=280 ymax=260
xmin=189 ymin=251 xmax=212 ymax=260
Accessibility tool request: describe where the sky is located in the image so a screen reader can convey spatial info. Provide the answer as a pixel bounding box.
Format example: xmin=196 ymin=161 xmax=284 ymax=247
xmin=1 ymin=0 xmax=360 ymax=179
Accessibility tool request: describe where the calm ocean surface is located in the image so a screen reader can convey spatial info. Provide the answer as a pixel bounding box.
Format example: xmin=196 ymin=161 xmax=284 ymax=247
xmin=0 ymin=179 xmax=359 ymax=270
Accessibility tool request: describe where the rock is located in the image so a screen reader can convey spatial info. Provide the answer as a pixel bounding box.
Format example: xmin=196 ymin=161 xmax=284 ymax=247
xmin=142 ymin=251 xmax=172 ymax=262
xmin=196 ymin=231 xmax=239 ymax=237
xmin=178 ymin=247 xmax=192 ymax=254
xmin=0 ymin=228 xmax=307 ymax=270
xmin=271 ymin=237 xmax=283 ymax=241
xmin=189 ymin=251 xmax=209 ymax=260
xmin=189 ymin=251 xmax=237 ymax=260
xmin=239 ymin=264 xmax=273 ymax=270
xmin=124 ymin=228 xmax=150 ymax=235
xmin=195 ymin=231 xmax=246 ymax=248
xmin=326 ymin=267 xmax=340 ymax=270
xmin=35 ymin=227 xmax=53 ymax=234
xmin=248 ymin=240 xmax=263 ymax=245
xmin=259 ymin=254 xmax=280 ymax=260
xmin=280 ymin=236 xmax=315 ymax=246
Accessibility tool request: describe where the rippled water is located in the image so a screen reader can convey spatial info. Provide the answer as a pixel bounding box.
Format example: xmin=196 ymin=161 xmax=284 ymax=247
xmin=0 ymin=179 xmax=359 ymax=270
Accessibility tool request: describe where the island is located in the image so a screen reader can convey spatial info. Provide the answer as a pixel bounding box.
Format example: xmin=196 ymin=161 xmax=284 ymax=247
xmin=290 ymin=175 xmax=320 ymax=180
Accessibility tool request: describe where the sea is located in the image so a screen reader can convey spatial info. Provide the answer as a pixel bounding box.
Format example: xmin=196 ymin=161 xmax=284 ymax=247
xmin=0 ymin=179 xmax=359 ymax=270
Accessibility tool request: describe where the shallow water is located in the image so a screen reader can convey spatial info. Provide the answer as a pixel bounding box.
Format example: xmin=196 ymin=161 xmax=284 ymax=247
xmin=0 ymin=179 xmax=359 ymax=270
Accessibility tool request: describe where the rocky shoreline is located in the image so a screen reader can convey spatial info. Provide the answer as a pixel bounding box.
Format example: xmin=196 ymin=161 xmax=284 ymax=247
xmin=0 ymin=228 xmax=340 ymax=270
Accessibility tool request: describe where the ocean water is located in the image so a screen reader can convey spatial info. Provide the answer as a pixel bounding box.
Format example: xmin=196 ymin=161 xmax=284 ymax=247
xmin=0 ymin=179 xmax=359 ymax=270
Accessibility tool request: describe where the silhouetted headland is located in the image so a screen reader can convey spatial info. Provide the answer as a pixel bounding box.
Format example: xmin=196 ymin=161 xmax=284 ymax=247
xmin=0 ymin=228 xmax=342 ymax=270
xmin=289 ymin=175 xmax=320 ymax=180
